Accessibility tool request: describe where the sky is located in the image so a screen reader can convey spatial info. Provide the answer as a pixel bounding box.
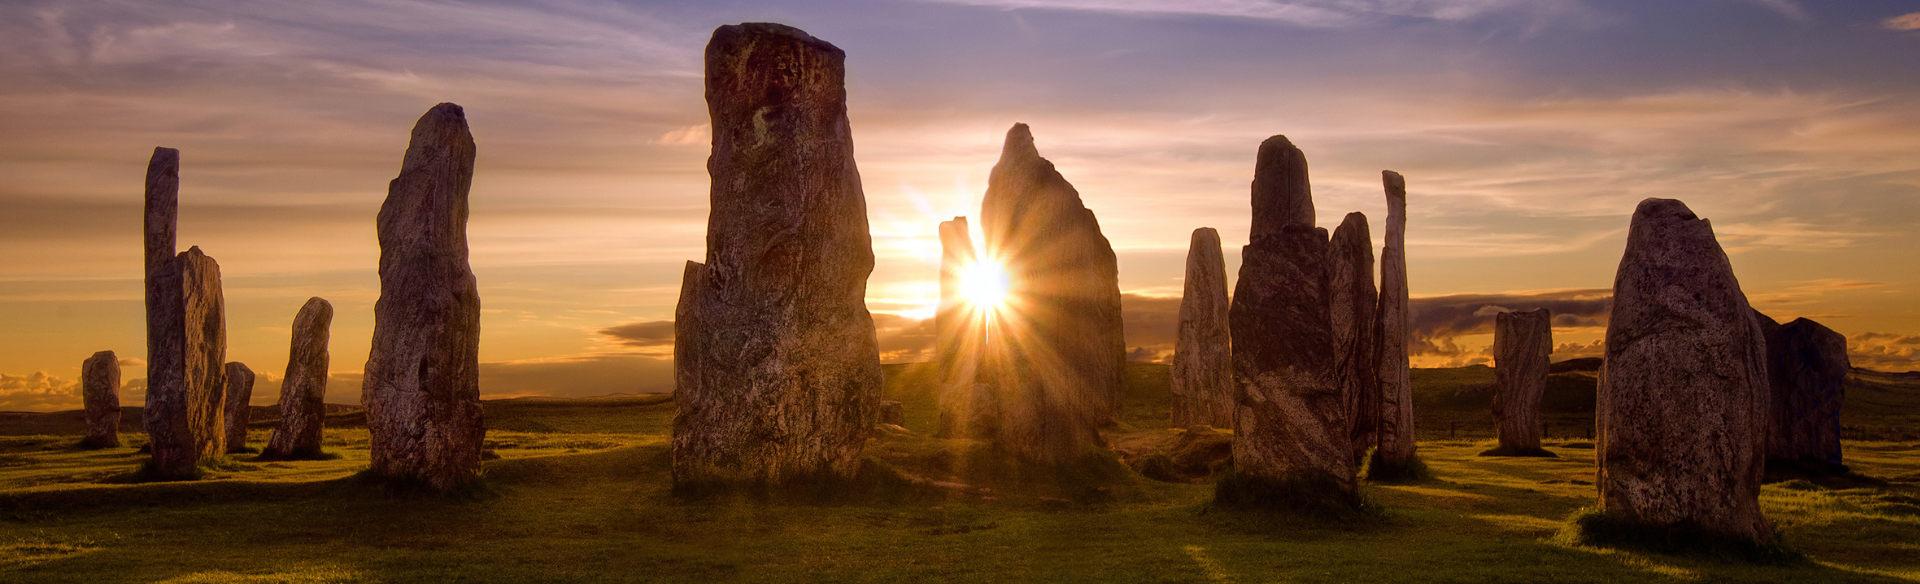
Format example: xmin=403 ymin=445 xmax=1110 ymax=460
xmin=2 ymin=0 xmax=1919 ymax=410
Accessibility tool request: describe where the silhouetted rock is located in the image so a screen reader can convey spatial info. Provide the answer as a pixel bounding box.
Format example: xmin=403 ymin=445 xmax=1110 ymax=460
xmin=1754 ymin=312 xmax=1849 ymax=474
xmin=878 ymin=400 xmax=907 ymax=427
xmin=673 ymin=23 xmax=882 ymax=490
xmin=1172 ymin=227 xmax=1233 ymax=429
xmin=936 ymin=216 xmax=991 ymax=438
xmin=979 ymin=123 xmax=1125 ymax=462
xmin=223 ymin=362 xmax=254 ymax=453
xmin=1487 ymin=309 xmax=1553 ymax=457
xmin=266 ymin=297 xmax=333 ymax=459
xmin=1328 ymin=213 xmax=1378 ymax=463
xmin=1250 ymin=135 xmax=1314 ymax=236
xmin=81 ymin=351 xmax=121 ymax=448
xmin=1598 ymin=197 xmax=1772 ymax=542
xmin=1231 ymin=223 xmax=1352 ymax=495
xmin=1374 ymin=171 xmax=1419 ymax=469
xmin=362 ymin=103 xmax=484 ymax=491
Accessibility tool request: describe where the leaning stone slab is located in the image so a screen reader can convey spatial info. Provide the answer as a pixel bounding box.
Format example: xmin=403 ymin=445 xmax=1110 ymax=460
xmin=81 ymin=351 xmax=122 ymax=448
xmin=267 ymin=297 xmax=333 ymax=459
xmin=1327 ymin=213 xmax=1378 ymax=463
xmin=223 ymin=362 xmax=255 ymax=453
xmin=362 ymin=103 xmax=485 ymax=491
xmin=1485 ymin=309 xmax=1554 ymax=457
xmin=1172 ymin=227 xmax=1233 ymax=429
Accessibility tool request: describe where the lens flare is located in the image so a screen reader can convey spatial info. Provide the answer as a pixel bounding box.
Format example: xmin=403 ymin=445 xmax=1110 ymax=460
xmin=960 ymin=260 xmax=1010 ymax=312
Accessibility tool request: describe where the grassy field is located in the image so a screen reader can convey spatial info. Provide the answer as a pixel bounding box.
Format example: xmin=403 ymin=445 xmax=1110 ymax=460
xmin=0 ymin=363 xmax=1915 ymax=583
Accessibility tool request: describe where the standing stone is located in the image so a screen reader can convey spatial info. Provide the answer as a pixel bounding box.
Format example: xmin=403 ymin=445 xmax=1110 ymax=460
xmin=142 ymin=147 xmax=193 ymax=473
xmin=267 ymin=297 xmax=333 ymax=459
xmin=1328 ymin=213 xmax=1379 ymax=463
xmin=979 ymin=123 xmax=1125 ymax=462
xmin=1754 ymin=312 xmax=1849 ymax=474
xmin=936 ymin=216 xmax=993 ymax=438
xmin=144 ymin=245 xmax=229 ymax=474
xmin=1597 ymin=198 xmax=1772 ymax=542
xmin=362 ymin=103 xmax=484 ymax=491
xmin=1251 ymin=136 xmax=1315 ymax=236
xmin=1488 ymin=309 xmax=1553 ymax=456
xmin=1172 ymin=227 xmax=1232 ymax=429
xmin=1228 ymin=136 xmax=1354 ymax=497
xmin=81 ymin=351 xmax=122 ymax=448
xmin=1374 ymin=171 xmax=1419 ymax=469
xmin=672 ymin=23 xmax=882 ymax=489
xmin=223 ymin=362 xmax=255 ymax=453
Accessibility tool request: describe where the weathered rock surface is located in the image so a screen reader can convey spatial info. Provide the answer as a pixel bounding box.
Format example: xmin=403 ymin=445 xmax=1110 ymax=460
xmin=1172 ymin=227 xmax=1233 ymax=429
xmin=1250 ymin=135 xmax=1315 ymax=237
xmin=223 ymin=362 xmax=255 ymax=452
xmin=81 ymin=351 xmax=121 ymax=448
xmin=1328 ymin=213 xmax=1378 ymax=463
xmin=672 ymin=23 xmax=882 ymax=489
xmin=1230 ymin=224 xmax=1352 ymax=493
xmin=1374 ymin=170 xmax=1418 ymax=467
xmin=1598 ymin=197 xmax=1772 ymax=542
xmin=1754 ymin=311 xmax=1849 ymax=473
xmin=979 ymin=123 xmax=1125 ymax=462
xmin=142 ymin=147 xmax=195 ymax=473
xmin=145 ymin=245 xmax=230 ymax=474
xmin=267 ymin=297 xmax=333 ymax=458
xmin=362 ymin=102 xmax=485 ymax=491
xmin=936 ymin=216 xmax=992 ymax=438
xmin=1490 ymin=308 xmax=1552 ymax=455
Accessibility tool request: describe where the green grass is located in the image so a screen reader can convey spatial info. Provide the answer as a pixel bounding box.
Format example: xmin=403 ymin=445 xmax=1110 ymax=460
xmin=0 ymin=363 xmax=1915 ymax=583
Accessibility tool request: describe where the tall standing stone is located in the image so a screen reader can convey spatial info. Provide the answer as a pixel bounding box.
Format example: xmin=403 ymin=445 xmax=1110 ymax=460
xmin=1488 ymin=308 xmax=1553 ymax=456
xmin=1754 ymin=312 xmax=1849 ymax=474
xmin=672 ymin=23 xmax=882 ymax=489
xmin=223 ymin=362 xmax=255 ymax=453
xmin=979 ymin=123 xmax=1126 ymax=462
xmin=936 ymin=216 xmax=992 ymax=438
xmin=1328 ymin=213 xmax=1379 ymax=463
xmin=267 ymin=297 xmax=333 ymax=459
xmin=1172 ymin=227 xmax=1232 ymax=429
xmin=1251 ymin=136 xmax=1315 ymax=237
xmin=1374 ymin=170 xmax=1419 ymax=469
xmin=362 ymin=102 xmax=484 ymax=491
xmin=142 ymin=147 xmax=192 ymax=472
xmin=1597 ymin=197 xmax=1772 ymax=542
xmin=1228 ymin=136 xmax=1354 ymax=497
xmin=81 ymin=351 xmax=122 ymax=448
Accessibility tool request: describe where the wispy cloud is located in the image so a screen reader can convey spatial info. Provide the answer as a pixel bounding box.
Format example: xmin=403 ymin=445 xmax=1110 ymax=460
xmin=906 ymin=0 xmax=1584 ymax=27
xmin=1883 ymin=12 xmax=1920 ymax=31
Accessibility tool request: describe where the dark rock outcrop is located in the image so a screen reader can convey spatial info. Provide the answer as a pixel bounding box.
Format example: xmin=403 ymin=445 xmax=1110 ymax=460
xmin=1488 ymin=309 xmax=1553 ymax=456
xmin=223 ymin=362 xmax=254 ymax=453
xmin=362 ymin=103 xmax=484 ymax=491
xmin=1172 ymin=227 xmax=1233 ymax=429
xmin=936 ymin=216 xmax=991 ymax=438
xmin=81 ymin=351 xmax=121 ymax=448
xmin=267 ymin=297 xmax=333 ymax=459
xmin=1374 ymin=171 xmax=1418 ymax=468
xmin=1597 ymin=197 xmax=1772 ymax=542
xmin=1328 ymin=213 xmax=1378 ymax=463
xmin=979 ymin=123 xmax=1125 ymax=462
xmin=672 ymin=23 xmax=882 ymax=489
xmin=1754 ymin=312 xmax=1849 ymax=474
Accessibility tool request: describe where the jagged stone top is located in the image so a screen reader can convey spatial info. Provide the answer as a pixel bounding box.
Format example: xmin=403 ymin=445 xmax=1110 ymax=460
xmin=710 ymin=22 xmax=844 ymax=60
xmin=1383 ymin=170 xmax=1406 ymax=202
xmin=1251 ymin=135 xmax=1314 ymax=237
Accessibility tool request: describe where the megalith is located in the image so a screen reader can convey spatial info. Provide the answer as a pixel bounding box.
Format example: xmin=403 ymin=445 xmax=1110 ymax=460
xmin=936 ymin=216 xmax=993 ymax=438
xmin=1374 ymin=170 xmax=1419 ymax=471
xmin=267 ymin=297 xmax=333 ymax=459
xmin=223 ymin=362 xmax=255 ymax=453
xmin=1227 ymin=136 xmax=1355 ymax=498
xmin=1328 ymin=213 xmax=1378 ymax=463
xmin=362 ymin=103 xmax=484 ymax=491
xmin=1754 ymin=311 xmax=1849 ymax=474
xmin=978 ymin=123 xmax=1125 ymax=462
xmin=1172 ymin=227 xmax=1232 ymax=429
xmin=81 ymin=351 xmax=121 ymax=448
xmin=1597 ymin=197 xmax=1772 ymax=542
xmin=1487 ymin=308 xmax=1553 ymax=457
xmin=672 ymin=23 xmax=882 ymax=490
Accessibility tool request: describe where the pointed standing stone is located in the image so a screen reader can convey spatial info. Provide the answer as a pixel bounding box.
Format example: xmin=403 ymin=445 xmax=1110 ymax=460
xmin=81 ymin=351 xmax=122 ymax=448
xmin=979 ymin=123 xmax=1126 ymax=462
xmin=267 ymin=297 xmax=333 ymax=459
xmin=142 ymin=147 xmax=194 ymax=473
xmin=1754 ymin=312 xmax=1849 ymax=474
xmin=1374 ymin=170 xmax=1419 ymax=470
xmin=1251 ymin=136 xmax=1315 ymax=236
xmin=362 ymin=103 xmax=484 ymax=491
xmin=1172 ymin=227 xmax=1233 ymax=429
xmin=1328 ymin=213 xmax=1379 ymax=463
xmin=1487 ymin=308 xmax=1553 ymax=457
xmin=223 ymin=362 xmax=255 ymax=453
xmin=1597 ymin=198 xmax=1772 ymax=542
xmin=1227 ymin=136 xmax=1355 ymax=498
xmin=673 ymin=23 xmax=882 ymax=490
xmin=936 ymin=217 xmax=993 ymax=438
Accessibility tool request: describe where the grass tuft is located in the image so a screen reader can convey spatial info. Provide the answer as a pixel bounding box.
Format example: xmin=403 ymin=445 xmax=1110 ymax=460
xmin=1556 ymin=506 xmax=1805 ymax=565
xmin=1477 ymin=444 xmax=1559 ymax=458
xmin=1208 ymin=464 xmax=1379 ymax=525
xmin=252 ymin=448 xmax=343 ymax=462
xmin=347 ymin=469 xmax=499 ymax=500
xmin=1362 ymin=450 xmax=1432 ymax=483
xmin=671 ymin=458 xmax=922 ymax=505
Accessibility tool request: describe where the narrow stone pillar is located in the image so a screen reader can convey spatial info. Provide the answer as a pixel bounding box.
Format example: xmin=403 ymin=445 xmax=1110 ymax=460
xmin=223 ymin=362 xmax=255 ymax=453
xmin=1172 ymin=227 xmax=1232 ymax=429
xmin=1487 ymin=309 xmax=1553 ymax=457
xmin=1328 ymin=213 xmax=1378 ymax=463
xmin=81 ymin=351 xmax=122 ymax=448
xmin=1374 ymin=170 xmax=1419 ymax=471
xmin=267 ymin=297 xmax=333 ymax=459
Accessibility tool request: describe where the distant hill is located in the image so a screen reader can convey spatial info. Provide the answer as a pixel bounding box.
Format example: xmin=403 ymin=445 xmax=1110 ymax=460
xmin=0 ymin=393 xmax=674 ymax=437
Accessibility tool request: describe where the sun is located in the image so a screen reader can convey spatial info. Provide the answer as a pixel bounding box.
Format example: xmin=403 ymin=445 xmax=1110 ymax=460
xmin=959 ymin=259 xmax=1010 ymax=312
